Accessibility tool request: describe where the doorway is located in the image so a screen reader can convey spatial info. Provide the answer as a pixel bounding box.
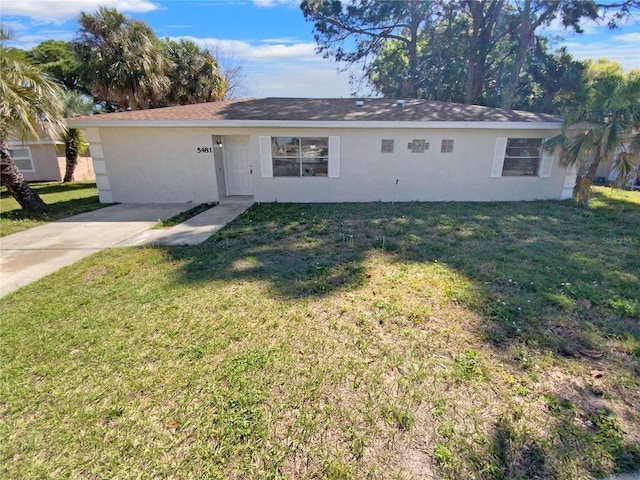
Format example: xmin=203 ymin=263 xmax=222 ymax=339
xmin=222 ymin=135 xmax=252 ymax=196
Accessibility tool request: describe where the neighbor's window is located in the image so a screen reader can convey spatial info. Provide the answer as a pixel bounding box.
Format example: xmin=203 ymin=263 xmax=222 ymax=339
xmin=381 ymin=139 xmax=394 ymax=153
xmin=502 ymin=138 xmax=543 ymax=176
xmin=9 ymin=148 xmax=34 ymax=172
xmin=441 ymin=139 xmax=454 ymax=153
xmin=272 ymin=137 xmax=328 ymax=177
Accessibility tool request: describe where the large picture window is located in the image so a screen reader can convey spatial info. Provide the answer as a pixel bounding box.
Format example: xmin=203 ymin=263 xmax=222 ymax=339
xmin=9 ymin=147 xmax=35 ymax=172
xmin=272 ymin=137 xmax=329 ymax=177
xmin=502 ymin=138 xmax=542 ymax=176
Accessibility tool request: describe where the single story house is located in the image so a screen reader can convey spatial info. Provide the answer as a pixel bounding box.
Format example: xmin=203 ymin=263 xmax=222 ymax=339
xmin=8 ymin=133 xmax=94 ymax=183
xmin=67 ymin=97 xmax=575 ymax=204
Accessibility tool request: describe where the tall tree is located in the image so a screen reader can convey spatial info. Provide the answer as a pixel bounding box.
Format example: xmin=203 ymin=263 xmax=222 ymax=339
xmin=302 ymin=0 xmax=640 ymax=109
xmin=547 ymin=61 xmax=640 ymax=204
xmin=160 ymin=38 xmax=227 ymax=105
xmin=60 ymin=91 xmax=93 ymax=182
xmin=496 ymin=40 xmax=588 ymax=113
xmin=301 ymin=0 xmax=438 ymax=98
xmin=0 ymin=29 xmax=64 ymax=212
xmin=27 ymin=40 xmax=83 ymax=91
xmin=74 ymin=7 xmax=170 ymax=110
xmin=367 ymin=5 xmax=468 ymax=101
xmin=462 ymin=0 xmax=507 ymax=105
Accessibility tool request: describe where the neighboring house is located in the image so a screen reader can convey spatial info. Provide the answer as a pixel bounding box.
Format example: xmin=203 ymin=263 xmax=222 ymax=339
xmin=67 ymin=97 xmax=574 ymax=204
xmin=8 ymin=134 xmax=94 ymax=183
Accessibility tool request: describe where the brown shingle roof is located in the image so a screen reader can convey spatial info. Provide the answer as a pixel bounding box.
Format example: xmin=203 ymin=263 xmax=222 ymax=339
xmin=70 ymin=97 xmax=562 ymax=123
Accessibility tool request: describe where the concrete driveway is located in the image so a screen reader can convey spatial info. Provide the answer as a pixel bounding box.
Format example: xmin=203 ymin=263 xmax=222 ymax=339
xmin=0 ymin=203 xmax=192 ymax=298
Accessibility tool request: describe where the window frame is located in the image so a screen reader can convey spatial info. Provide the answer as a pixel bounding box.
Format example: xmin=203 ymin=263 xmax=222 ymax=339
xmin=441 ymin=139 xmax=454 ymax=153
xmin=9 ymin=147 xmax=35 ymax=172
xmin=501 ymin=138 xmax=543 ymax=177
xmin=271 ymin=136 xmax=329 ymax=178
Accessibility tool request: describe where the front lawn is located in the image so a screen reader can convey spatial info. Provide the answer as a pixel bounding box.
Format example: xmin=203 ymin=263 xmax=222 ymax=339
xmin=1 ymin=189 xmax=639 ymax=479
xmin=0 ymin=181 xmax=106 ymax=237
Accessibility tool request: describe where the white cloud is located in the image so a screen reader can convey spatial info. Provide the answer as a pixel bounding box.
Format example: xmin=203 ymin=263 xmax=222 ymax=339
xmin=539 ymin=12 xmax=640 ymax=71
xmin=541 ymin=16 xmax=600 ymax=35
xmin=540 ymin=7 xmax=638 ymax=35
xmin=1 ymin=20 xmax=29 ymax=32
xmin=253 ymin=0 xmax=299 ymax=8
xmin=169 ymin=35 xmax=352 ymax=97
xmin=612 ymin=32 xmax=640 ymax=44
xmin=563 ymin=39 xmax=640 ymax=71
xmin=172 ymin=35 xmax=319 ymax=61
xmin=262 ymin=37 xmax=305 ymax=44
xmin=245 ymin=62 xmax=352 ymax=98
xmin=6 ymin=32 xmax=76 ymax=50
xmin=2 ymin=0 xmax=160 ymax=25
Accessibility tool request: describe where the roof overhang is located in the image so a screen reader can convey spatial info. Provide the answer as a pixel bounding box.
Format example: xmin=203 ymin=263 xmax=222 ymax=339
xmin=7 ymin=139 xmax=63 ymax=146
xmin=67 ymin=119 xmax=562 ymax=130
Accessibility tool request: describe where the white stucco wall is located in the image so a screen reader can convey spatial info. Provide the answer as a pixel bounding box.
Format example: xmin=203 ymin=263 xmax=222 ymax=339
xmin=93 ymin=127 xmax=219 ymax=203
xmin=249 ymin=127 xmax=566 ymax=202
xmin=86 ymin=124 xmax=568 ymax=204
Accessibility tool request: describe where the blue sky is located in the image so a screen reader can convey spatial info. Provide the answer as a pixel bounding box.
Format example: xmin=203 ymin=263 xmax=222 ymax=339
xmin=3 ymin=0 xmax=639 ymax=99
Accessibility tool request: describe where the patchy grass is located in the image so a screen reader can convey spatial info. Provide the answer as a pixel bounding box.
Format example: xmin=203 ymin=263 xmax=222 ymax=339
xmin=1 ymin=190 xmax=639 ymax=479
xmin=153 ymin=202 xmax=217 ymax=229
xmin=0 ymin=181 xmax=106 ymax=236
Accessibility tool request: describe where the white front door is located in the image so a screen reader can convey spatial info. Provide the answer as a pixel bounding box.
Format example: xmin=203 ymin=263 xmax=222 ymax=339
xmin=223 ymin=136 xmax=252 ymax=195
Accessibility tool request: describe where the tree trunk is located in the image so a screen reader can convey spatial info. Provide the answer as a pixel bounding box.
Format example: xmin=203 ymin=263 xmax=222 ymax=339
xmin=63 ymin=129 xmax=80 ymax=183
xmin=501 ymin=0 xmax=556 ymax=110
xmin=464 ymin=2 xmax=485 ymax=104
xmin=583 ymin=154 xmax=602 ymax=183
xmin=501 ymin=3 xmax=533 ymax=109
xmin=573 ymin=150 xmax=603 ymax=206
xmin=464 ymin=0 xmax=504 ymax=105
xmin=0 ymin=139 xmax=47 ymax=212
xmin=403 ymin=5 xmax=423 ymax=99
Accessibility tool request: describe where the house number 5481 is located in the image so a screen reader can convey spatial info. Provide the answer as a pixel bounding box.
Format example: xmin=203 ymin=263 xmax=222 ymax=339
xmin=197 ymin=147 xmax=213 ymax=153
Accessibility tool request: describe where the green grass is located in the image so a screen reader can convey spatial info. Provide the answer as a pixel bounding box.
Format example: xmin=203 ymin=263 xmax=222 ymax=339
xmin=0 ymin=181 xmax=107 ymax=236
xmin=154 ymin=202 xmax=217 ymax=229
xmin=2 ymin=188 xmax=639 ymax=479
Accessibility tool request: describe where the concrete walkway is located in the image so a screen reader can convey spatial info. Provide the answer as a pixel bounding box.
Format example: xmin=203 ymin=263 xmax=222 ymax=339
xmin=120 ymin=196 xmax=253 ymax=247
xmin=0 ymin=197 xmax=253 ymax=298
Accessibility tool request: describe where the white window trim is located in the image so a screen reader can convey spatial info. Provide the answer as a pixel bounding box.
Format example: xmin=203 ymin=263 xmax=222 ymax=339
xmin=491 ymin=137 xmax=508 ymax=177
xmin=538 ymin=140 xmax=554 ymax=178
xmin=492 ymin=137 xmax=548 ymax=178
xmin=259 ymin=135 xmax=340 ymax=178
xmin=9 ymin=146 xmax=35 ymax=173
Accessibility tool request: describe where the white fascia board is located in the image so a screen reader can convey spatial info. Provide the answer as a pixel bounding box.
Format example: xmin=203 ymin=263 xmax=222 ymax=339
xmin=7 ymin=139 xmax=63 ymax=146
xmin=67 ymin=119 xmax=561 ymax=130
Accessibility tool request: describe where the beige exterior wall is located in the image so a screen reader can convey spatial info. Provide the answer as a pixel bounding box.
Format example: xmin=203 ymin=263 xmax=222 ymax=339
xmin=88 ymin=124 xmax=569 ymax=204
xmin=18 ymin=144 xmax=62 ymax=182
xmin=250 ymin=127 xmax=568 ymax=202
xmin=11 ymin=142 xmax=94 ymax=183
xmin=54 ymin=145 xmax=95 ymax=182
xmin=94 ymin=127 xmax=219 ymax=203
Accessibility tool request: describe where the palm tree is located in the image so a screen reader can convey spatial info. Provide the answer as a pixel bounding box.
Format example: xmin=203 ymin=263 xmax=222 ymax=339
xmin=61 ymin=91 xmax=93 ymax=182
xmin=161 ymin=38 xmax=228 ymax=105
xmin=547 ymin=68 xmax=640 ymax=205
xmin=74 ymin=7 xmax=170 ymax=111
xmin=0 ymin=28 xmax=64 ymax=212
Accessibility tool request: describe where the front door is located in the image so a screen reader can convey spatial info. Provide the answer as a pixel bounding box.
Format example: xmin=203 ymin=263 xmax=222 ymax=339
xmin=223 ymin=136 xmax=252 ymax=195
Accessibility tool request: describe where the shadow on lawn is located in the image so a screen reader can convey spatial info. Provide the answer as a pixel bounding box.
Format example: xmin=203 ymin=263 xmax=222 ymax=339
xmin=1 ymin=181 xmax=95 ymax=199
xmin=167 ymin=194 xmax=639 ymax=352
xmin=0 ymin=196 xmax=103 ymax=220
xmin=164 ymin=194 xmax=640 ymax=477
